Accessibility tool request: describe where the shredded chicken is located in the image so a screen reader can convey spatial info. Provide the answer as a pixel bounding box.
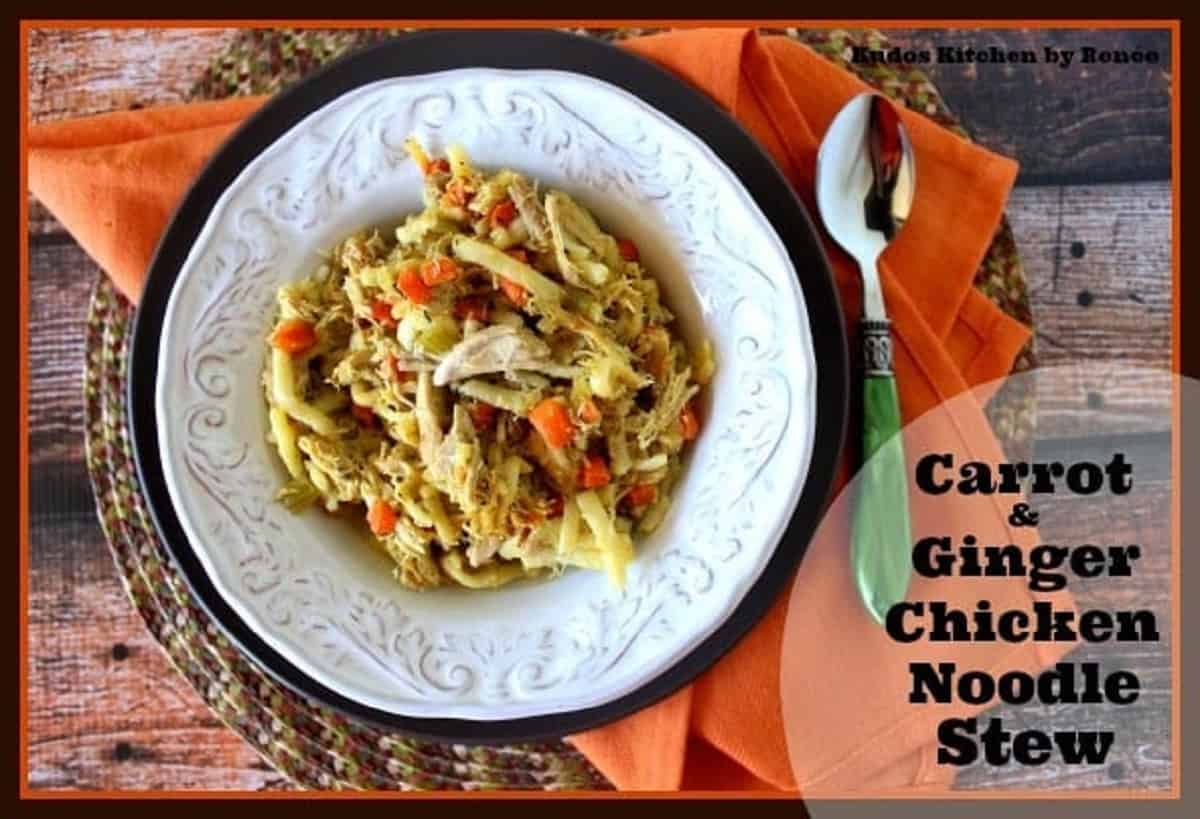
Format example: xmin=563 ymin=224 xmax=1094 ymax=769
xmin=433 ymin=324 xmax=556 ymax=386
xmin=388 ymin=352 xmax=439 ymax=372
xmin=509 ymin=177 xmax=550 ymax=248
xmin=466 ymin=537 xmax=503 ymax=568
xmin=545 ymin=191 xmax=622 ymax=288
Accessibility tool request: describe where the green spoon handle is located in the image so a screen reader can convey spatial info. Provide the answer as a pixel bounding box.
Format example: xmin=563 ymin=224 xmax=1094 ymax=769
xmin=852 ymin=319 xmax=913 ymax=624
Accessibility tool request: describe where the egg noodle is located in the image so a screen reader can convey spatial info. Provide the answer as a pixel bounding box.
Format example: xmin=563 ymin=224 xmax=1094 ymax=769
xmin=263 ymin=139 xmax=713 ymax=590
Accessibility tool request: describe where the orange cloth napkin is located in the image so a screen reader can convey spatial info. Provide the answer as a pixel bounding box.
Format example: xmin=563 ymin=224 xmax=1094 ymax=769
xmin=28 ymin=29 xmax=1066 ymax=793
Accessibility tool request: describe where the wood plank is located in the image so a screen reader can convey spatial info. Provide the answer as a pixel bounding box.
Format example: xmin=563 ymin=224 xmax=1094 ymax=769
xmin=26 ymin=27 xmax=238 ymax=123
xmin=1005 ymin=182 xmax=1172 ymax=434
xmin=28 ymin=239 xmax=98 ymax=471
xmin=28 ymin=555 xmax=291 ymax=790
xmin=1007 ymin=182 xmax=1171 ymax=365
xmin=881 ymin=28 xmax=1172 ymax=185
xmin=30 ymin=730 xmax=292 ymax=791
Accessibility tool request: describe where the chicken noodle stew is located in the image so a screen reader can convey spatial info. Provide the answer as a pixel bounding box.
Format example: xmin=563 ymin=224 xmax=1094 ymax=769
xmin=263 ymin=139 xmax=714 ymax=591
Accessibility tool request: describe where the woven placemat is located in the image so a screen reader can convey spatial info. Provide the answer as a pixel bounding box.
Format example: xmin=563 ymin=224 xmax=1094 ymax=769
xmin=84 ymin=28 xmax=1035 ymax=791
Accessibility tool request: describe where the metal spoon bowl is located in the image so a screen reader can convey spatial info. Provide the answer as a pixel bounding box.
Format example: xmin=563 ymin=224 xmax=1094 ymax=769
xmin=817 ymin=93 xmax=916 ymax=318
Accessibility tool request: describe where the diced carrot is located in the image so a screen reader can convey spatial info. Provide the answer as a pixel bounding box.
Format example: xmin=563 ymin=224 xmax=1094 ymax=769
xmin=367 ymin=499 xmax=397 ymax=536
xmin=498 ymin=278 xmax=528 ymax=309
xmin=680 ymin=401 xmax=701 ymax=441
xmin=617 ymin=238 xmax=640 ymax=262
xmin=470 ymin=402 xmax=498 ymax=432
xmin=578 ymin=399 xmax=601 ymax=425
xmin=505 ymin=247 xmax=529 ymax=264
xmin=352 ymin=404 xmax=377 ymax=427
xmin=545 ymin=494 xmax=565 ymax=519
xmin=420 ymin=256 xmax=459 ymax=286
xmin=625 ymin=483 xmax=657 ymax=508
xmin=269 ymin=318 xmax=317 ymax=355
xmin=397 ymin=265 xmax=433 ymax=304
xmin=454 ymin=296 xmax=490 ymax=322
xmin=528 ymin=398 xmax=574 ymax=449
xmin=579 ymin=454 xmax=611 ymax=489
xmin=371 ymin=299 xmax=396 ymax=328
xmin=425 ymin=157 xmax=450 ymax=175
xmin=489 ymin=199 xmax=518 ymax=227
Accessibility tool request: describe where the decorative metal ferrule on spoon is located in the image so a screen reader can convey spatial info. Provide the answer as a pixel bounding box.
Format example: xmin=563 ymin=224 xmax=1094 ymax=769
xmin=861 ymin=318 xmax=894 ymax=377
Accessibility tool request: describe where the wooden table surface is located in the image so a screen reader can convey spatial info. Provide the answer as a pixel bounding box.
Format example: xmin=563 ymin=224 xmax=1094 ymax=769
xmin=25 ymin=27 xmax=1174 ymax=791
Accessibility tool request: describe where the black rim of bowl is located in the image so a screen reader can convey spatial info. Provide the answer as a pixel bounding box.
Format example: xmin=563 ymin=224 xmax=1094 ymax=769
xmin=128 ymin=28 xmax=849 ymax=744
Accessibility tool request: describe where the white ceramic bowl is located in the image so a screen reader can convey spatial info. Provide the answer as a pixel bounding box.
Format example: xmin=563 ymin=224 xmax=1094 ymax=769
xmin=153 ymin=66 xmax=817 ymax=723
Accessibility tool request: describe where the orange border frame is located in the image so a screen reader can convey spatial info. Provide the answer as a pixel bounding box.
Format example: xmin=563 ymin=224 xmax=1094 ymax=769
xmin=1169 ymin=16 xmax=1182 ymax=807
xmin=17 ymin=17 xmax=1184 ymax=800
xmin=18 ymin=13 xmax=31 ymax=806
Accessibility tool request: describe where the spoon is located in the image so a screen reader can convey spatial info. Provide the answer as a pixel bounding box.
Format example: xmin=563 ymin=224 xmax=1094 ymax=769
xmin=815 ymin=93 xmax=916 ymax=625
